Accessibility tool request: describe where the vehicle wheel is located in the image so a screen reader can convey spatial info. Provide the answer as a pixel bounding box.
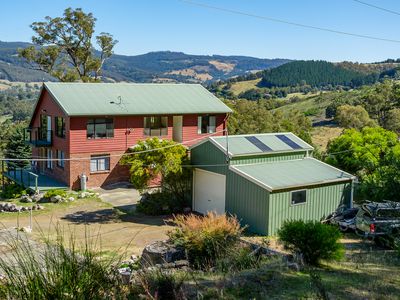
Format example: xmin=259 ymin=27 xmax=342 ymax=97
xmin=339 ymin=225 xmax=348 ymax=232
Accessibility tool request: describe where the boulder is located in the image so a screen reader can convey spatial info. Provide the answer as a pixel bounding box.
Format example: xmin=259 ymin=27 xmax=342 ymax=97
xmin=32 ymin=193 xmax=43 ymax=202
xmin=141 ymin=240 xmax=185 ymax=266
xmin=50 ymin=195 xmax=63 ymax=203
xmin=68 ymin=197 xmax=75 ymax=202
xmin=20 ymin=195 xmax=33 ymax=203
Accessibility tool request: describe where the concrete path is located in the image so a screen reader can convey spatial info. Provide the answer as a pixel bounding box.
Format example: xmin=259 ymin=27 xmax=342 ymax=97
xmin=94 ymin=182 xmax=141 ymax=212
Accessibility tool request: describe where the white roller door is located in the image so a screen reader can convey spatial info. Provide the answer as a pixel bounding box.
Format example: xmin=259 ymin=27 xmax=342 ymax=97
xmin=193 ymin=169 xmax=226 ymax=215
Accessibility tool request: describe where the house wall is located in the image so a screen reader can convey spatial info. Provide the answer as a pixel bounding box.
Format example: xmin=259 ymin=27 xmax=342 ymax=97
xmin=267 ymin=182 xmax=352 ymax=235
xmin=30 ymin=89 xmax=70 ymax=186
xmin=67 ymin=114 xmax=226 ymax=188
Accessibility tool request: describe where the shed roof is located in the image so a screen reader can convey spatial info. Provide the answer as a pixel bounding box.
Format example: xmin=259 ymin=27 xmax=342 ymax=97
xmin=40 ymin=82 xmax=232 ymax=116
xmin=192 ymin=133 xmax=313 ymax=157
xmin=230 ymin=158 xmax=355 ymax=191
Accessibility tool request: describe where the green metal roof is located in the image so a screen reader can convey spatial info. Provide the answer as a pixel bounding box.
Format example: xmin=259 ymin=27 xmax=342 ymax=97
xmin=230 ymin=158 xmax=354 ymax=191
xmin=195 ymin=133 xmax=314 ymax=157
xmin=42 ymin=82 xmax=232 ymax=116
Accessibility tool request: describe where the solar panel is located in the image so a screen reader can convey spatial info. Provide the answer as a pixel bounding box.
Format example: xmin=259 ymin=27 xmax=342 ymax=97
xmin=276 ymin=134 xmax=303 ymax=150
xmin=245 ymin=136 xmax=273 ymax=152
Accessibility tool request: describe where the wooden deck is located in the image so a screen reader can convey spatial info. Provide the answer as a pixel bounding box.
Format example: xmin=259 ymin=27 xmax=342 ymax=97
xmin=3 ymin=168 xmax=68 ymax=192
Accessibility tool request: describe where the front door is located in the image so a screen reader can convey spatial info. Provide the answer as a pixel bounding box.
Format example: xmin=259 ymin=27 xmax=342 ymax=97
xmin=173 ymin=116 xmax=183 ymax=143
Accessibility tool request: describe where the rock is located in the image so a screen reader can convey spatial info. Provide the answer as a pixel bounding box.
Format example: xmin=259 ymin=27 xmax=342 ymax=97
xmin=51 ymin=195 xmax=63 ymax=203
xmin=141 ymin=240 xmax=185 ymax=266
xmin=36 ymin=205 xmax=44 ymax=210
xmin=68 ymin=197 xmax=75 ymax=202
xmin=32 ymin=193 xmax=43 ymax=202
xmin=20 ymin=195 xmax=33 ymax=203
xmin=117 ymin=268 xmax=132 ymax=285
xmin=287 ymin=262 xmax=300 ymax=272
xmin=130 ymin=254 xmax=139 ymax=262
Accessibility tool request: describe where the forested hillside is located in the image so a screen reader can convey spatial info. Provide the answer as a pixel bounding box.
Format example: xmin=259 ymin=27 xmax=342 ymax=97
xmin=0 ymin=41 xmax=290 ymax=83
xmin=259 ymin=60 xmax=380 ymax=88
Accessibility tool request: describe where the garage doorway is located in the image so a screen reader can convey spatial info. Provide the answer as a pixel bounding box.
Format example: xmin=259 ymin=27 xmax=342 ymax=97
xmin=193 ymin=169 xmax=226 ymax=215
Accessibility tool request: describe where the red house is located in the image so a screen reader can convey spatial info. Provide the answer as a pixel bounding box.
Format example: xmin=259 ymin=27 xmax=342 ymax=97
xmin=24 ymin=82 xmax=231 ymax=190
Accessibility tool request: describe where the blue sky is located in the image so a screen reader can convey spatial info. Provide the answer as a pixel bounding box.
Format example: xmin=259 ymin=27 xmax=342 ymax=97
xmin=1 ymin=0 xmax=400 ymax=62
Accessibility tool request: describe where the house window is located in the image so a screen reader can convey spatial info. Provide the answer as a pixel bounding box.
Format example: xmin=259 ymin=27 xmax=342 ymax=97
xmin=46 ymin=149 xmax=53 ymax=169
xmin=56 ymin=150 xmax=65 ymax=168
xmin=87 ymin=118 xmax=114 ymax=139
xmin=198 ymin=115 xmax=216 ymax=134
xmin=90 ymin=154 xmax=110 ymax=172
xmin=291 ymin=190 xmax=307 ymax=205
xmin=144 ymin=116 xmax=168 ymax=136
xmin=55 ymin=117 xmax=66 ymax=138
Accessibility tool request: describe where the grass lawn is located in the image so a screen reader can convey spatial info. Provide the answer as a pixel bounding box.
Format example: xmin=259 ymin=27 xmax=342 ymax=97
xmin=191 ymin=234 xmax=400 ymax=299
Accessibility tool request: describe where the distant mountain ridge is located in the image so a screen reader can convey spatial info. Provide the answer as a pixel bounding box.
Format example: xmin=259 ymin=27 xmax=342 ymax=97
xmin=0 ymin=41 xmax=290 ymax=83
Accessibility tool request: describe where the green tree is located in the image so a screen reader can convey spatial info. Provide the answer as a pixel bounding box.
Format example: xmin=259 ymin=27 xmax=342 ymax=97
xmin=4 ymin=123 xmax=32 ymax=168
xmin=385 ymin=108 xmax=400 ymax=134
xmin=326 ymin=127 xmax=400 ymax=201
xmin=335 ymin=105 xmax=376 ymax=130
xmin=121 ymin=138 xmax=190 ymax=202
xmin=19 ymin=8 xmax=117 ymax=82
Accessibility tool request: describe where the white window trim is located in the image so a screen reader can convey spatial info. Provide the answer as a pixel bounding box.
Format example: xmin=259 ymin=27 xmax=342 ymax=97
xmin=90 ymin=154 xmax=110 ymax=173
xmin=290 ymin=189 xmax=307 ymax=206
xmin=46 ymin=149 xmax=53 ymax=169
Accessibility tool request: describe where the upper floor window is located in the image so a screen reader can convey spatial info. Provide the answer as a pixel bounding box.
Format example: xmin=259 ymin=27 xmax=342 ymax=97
xmin=198 ymin=115 xmax=216 ymax=134
xmin=144 ymin=116 xmax=168 ymax=136
xmin=87 ymin=118 xmax=114 ymax=139
xmin=55 ymin=117 xmax=66 ymax=138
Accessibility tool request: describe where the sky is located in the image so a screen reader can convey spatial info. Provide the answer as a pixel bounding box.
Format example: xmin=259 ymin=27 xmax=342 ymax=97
xmin=1 ymin=0 xmax=400 ymax=62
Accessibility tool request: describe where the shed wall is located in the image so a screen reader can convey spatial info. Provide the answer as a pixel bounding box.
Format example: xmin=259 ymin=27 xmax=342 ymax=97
xmin=225 ymin=171 xmax=270 ymax=234
xmin=231 ymin=152 xmax=307 ymax=165
xmin=267 ymin=182 xmax=352 ymax=234
xmin=190 ymin=140 xmax=228 ymax=175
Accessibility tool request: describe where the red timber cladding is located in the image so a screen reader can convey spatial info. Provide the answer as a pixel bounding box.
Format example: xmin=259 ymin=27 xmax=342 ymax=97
xmin=68 ymin=114 xmax=227 ymax=188
xmin=30 ymin=89 xmax=70 ymax=186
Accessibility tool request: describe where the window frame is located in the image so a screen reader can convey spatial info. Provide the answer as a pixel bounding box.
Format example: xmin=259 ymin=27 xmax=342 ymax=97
xmin=46 ymin=149 xmax=53 ymax=170
xmin=290 ymin=189 xmax=307 ymax=206
xmin=55 ymin=116 xmax=66 ymax=138
xmin=90 ymin=154 xmax=110 ymax=173
xmin=56 ymin=150 xmax=65 ymax=169
xmin=87 ymin=118 xmax=114 ymax=139
xmin=143 ymin=116 xmax=168 ymax=137
xmin=197 ymin=115 xmax=216 ymax=134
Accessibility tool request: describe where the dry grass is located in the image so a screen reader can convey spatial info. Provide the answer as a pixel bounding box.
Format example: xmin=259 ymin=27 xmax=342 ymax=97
xmin=228 ymin=78 xmax=261 ymax=95
xmin=209 ymin=60 xmax=235 ymax=73
xmin=312 ymin=125 xmax=344 ymax=151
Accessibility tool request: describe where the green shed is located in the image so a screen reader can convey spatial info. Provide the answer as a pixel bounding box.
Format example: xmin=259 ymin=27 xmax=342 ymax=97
xmin=190 ymin=133 xmax=355 ymax=235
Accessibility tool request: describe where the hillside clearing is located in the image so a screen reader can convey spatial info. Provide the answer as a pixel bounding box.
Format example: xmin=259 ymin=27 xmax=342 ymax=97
xmin=229 ymin=78 xmax=261 ymax=95
xmin=312 ymin=125 xmax=344 ymax=151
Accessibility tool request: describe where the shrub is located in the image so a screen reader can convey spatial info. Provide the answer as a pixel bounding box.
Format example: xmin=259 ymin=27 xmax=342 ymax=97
xmin=130 ymin=268 xmax=186 ymax=300
xmin=0 ymin=184 xmax=26 ymax=199
xmin=136 ymin=192 xmax=187 ymax=216
xmin=0 ymin=228 xmax=123 ymax=299
xmin=167 ymin=212 xmax=244 ymax=269
xmin=277 ymin=220 xmax=344 ymax=266
xmin=43 ymin=189 xmax=67 ymax=199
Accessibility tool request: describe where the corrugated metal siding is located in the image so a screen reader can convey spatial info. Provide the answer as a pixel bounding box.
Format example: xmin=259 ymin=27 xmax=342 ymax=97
xmin=190 ymin=141 xmax=228 ymax=175
xmin=231 ymin=152 xmax=306 ymax=165
xmin=268 ymin=182 xmax=352 ymax=235
xmin=226 ymin=170 xmax=269 ymax=234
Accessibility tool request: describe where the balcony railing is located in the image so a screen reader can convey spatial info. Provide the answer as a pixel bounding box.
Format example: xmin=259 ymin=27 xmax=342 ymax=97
xmin=24 ymin=127 xmax=53 ymax=147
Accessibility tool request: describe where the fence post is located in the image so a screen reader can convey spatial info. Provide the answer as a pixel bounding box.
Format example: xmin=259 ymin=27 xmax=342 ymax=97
xmin=35 ymin=176 xmax=38 ymax=193
xmin=1 ymin=160 xmax=4 ymax=191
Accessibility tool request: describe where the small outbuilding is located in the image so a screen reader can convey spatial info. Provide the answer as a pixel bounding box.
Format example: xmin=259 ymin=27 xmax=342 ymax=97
xmin=190 ymin=133 xmax=355 ymax=235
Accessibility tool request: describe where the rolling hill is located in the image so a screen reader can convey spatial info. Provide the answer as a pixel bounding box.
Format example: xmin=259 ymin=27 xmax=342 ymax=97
xmin=0 ymin=41 xmax=290 ymax=83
